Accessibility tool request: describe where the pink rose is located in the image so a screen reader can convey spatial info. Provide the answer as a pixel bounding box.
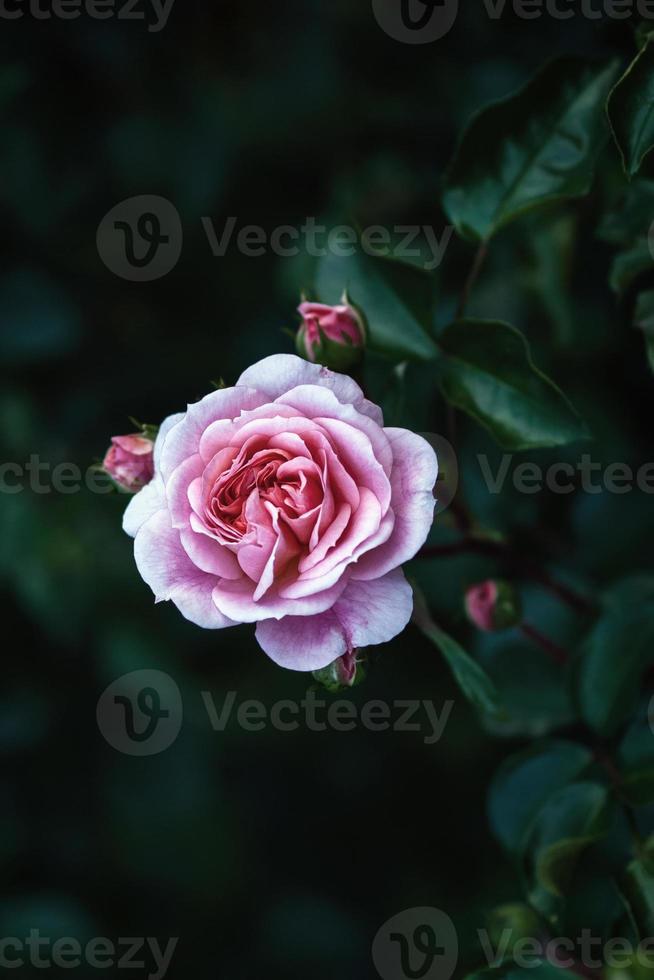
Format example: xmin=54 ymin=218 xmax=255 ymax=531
xmin=296 ymin=301 xmax=365 ymax=369
xmin=104 ymin=434 xmax=154 ymax=493
xmin=123 ymin=355 xmax=437 ymax=671
xmin=465 ymin=580 xmax=521 ymax=633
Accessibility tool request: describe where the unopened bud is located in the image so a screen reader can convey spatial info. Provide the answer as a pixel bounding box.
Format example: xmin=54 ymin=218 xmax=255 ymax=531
xmin=296 ymin=299 xmax=365 ymax=371
xmin=102 ymin=433 xmax=154 ymax=493
xmin=465 ymin=580 xmax=522 ymax=633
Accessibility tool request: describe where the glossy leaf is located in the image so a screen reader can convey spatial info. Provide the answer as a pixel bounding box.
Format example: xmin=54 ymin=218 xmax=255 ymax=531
xmin=577 ymin=577 xmax=654 ymax=738
xmin=443 ymin=58 xmax=618 ymax=243
xmin=488 ymin=740 xmax=593 ymax=858
xmin=315 ymin=249 xmax=438 ymax=362
xmin=438 ymin=319 xmax=588 ymax=450
xmin=607 ymin=40 xmax=654 ymax=179
xmin=412 ymin=586 xmax=502 ymax=718
xmin=529 ymin=782 xmax=611 ymax=897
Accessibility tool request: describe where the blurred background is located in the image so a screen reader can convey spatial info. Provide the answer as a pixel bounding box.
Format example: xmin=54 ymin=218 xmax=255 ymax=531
xmin=1 ymin=2 xmax=653 ymax=977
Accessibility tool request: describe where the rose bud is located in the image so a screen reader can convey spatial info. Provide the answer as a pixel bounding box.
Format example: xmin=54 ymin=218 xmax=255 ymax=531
xmin=313 ymin=651 xmax=365 ymax=692
xmin=296 ymin=299 xmax=365 ymax=371
xmin=465 ymin=580 xmax=522 ymax=633
xmin=103 ymin=433 xmax=154 ymax=493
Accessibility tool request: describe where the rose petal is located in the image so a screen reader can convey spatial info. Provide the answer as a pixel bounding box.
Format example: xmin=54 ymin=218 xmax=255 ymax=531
xmin=276 ymin=384 xmax=393 ymax=475
xmin=159 ymin=387 xmax=267 ymax=479
xmin=212 ymin=573 xmax=349 ymax=624
xmin=122 ymin=475 xmax=165 ymax=538
xmin=255 ymin=569 xmax=413 ymax=670
xmin=351 ymin=429 xmax=437 ymax=581
xmin=134 ymin=510 xmax=234 ymax=629
xmin=237 ymin=354 xmax=384 ymax=425
xmin=179 ymin=527 xmax=242 ymax=579
xmin=153 ymin=412 xmax=184 ymax=472
xmin=255 ymin=610 xmax=347 ymax=671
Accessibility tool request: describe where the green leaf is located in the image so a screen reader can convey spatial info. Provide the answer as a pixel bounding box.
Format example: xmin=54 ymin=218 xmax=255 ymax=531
xmin=618 ymin=705 xmax=654 ymax=806
xmin=437 ymin=319 xmax=589 ymax=450
xmin=598 ymin=179 xmax=654 ymax=245
xmin=529 ymin=782 xmax=612 ymax=897
xmin=443 ymin=58 xmax=618 ymax=243
xmin=623 ymin=848 xmax=654 ymax=937
xmin=315 ymin=249 xmax=438 ymax=362
xmin=577 ymin=577 xmax=654 ymax=738
xmin=609 ymin=242 xmax=653 ymax=296
xmin=607 ymin=40 xmax=654 ymax=179
xmin=412 ymin=585 xmax=502 ymax=718
xmin=488 ymin=740 xmax=593 ymax=858
xmin=634 ymin=290 xmax=654 ymax=373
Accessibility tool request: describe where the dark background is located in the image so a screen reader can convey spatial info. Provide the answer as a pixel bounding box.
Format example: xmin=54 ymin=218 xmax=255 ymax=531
xmin=1 ymin=2 xmax=652 ymax=977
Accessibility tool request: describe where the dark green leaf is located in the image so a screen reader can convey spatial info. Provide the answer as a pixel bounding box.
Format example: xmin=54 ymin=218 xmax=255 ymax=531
xmin=488 ymin=740 xmax=593 ymax=858
xmin=315 ymin=249 xmax=438 ymax=362
xmin=607 ymin=40 xmax=654 ymax=179
xmin=598 ymin=179 xmax=654 ymax=245
xmin=530 ymin=782 xmax=612 ymax=897
xmin=412 ymin=585 xmax=502 ymax=718
xmin=443 ymin=58 xmax=618 ymax=243
xmin=438 ymin=319 xmax=589 ymax=450
xmin=618 ymin=705 xmax=654 ymax=806
xmin=577 ymin=577 xmax=654 ymax=738
xmin=609 ymin=243 xmax=653 ymax=296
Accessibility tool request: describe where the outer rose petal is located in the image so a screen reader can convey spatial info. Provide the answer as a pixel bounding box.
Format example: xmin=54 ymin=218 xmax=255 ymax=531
xmin=134 ymin=509 xmax=234 ymax=629
xmin=153 ymin=412 xmax=185 ymax=472
xmin=351 ymin=428 xmax=437 ymax=582
xmin=255 ymin=569 xmax=413 ymax=670
xmin=123 ymin=474 xmax=165 ymax=538
xmin=237 ymin=354 xmax=384 ymax=425
xmin=159 ymin=386 xmax=268 ymax=479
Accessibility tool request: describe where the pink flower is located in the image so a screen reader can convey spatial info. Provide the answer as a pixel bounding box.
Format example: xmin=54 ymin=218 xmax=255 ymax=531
xmin=104 ymin=434 xmax=154 ymax=493
xmin=465 ymin=580 xmax=521 ymax=633
xmin=296 ymin=301 xmax=365 ymax=369
xmin=123 ymin=355 xmax=437 ymax=671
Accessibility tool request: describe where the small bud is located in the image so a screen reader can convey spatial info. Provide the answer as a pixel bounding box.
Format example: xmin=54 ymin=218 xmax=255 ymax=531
xmin=312 ymin=650 xmax=365 ymax=692
xmin=296 ymin=299 xmax=365 ymax=371
xmin=102 ymin=433 xmax=154 ymax=493
xmin=465 ymin=580 xmax=522 ymax=633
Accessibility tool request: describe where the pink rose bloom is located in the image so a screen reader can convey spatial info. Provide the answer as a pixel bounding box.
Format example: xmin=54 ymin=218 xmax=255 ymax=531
xmin=104 ymin=434 xmax=154 ymax=493
xmin=123 ymin=355 xmax=437 ymax=671
xmin=297 ymin=301 xmax=365 ymax=367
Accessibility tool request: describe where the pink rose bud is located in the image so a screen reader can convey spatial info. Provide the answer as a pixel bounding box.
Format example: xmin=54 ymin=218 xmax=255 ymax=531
xmin=465 ymin=580 xmax=522 ymax=633
xmin=296 ymin=299 xmax=365 ymax=371
xmin=312 ymin=650 xmax=365 ymax=692
xmin=103 ymin=433 xmax=154 ymax=493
